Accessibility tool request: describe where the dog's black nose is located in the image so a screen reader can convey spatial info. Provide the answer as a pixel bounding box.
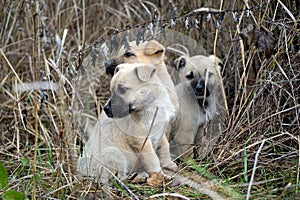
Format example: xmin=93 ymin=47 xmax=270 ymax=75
xmin=128 ymin=105 xmax=136 ymax=114
xmin=195 ymin=80 xmax=210 ymax=97
xmin=104 ymin=60 xmax=117 ymax=77
xmin=104 ymin=100 xmax=113 ymax=118
xmin=195 ymin=82 xmax=205 ymax=96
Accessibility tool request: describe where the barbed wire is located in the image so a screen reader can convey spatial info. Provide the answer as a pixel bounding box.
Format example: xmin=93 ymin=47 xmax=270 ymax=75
xmin=73 ymin=3 xmax=269 ymax=70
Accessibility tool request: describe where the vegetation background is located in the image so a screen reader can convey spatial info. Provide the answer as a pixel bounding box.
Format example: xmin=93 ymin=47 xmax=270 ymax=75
xmin=0 ymin=0 xmax=299 ymax=199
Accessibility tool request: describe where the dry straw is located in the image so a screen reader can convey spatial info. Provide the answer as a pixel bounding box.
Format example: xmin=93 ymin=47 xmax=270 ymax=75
xmin=0 ymin=0 xmax=299 ymax=199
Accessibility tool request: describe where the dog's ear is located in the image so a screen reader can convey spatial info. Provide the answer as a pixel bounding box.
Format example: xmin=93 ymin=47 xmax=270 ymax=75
xmin=136 ymin=64 xmax=156 ymax=82
xmin=144 ymin=40 xmax=165 ymax=56
xmin=174 ymin=56 xmax=186 ymax=71
xmin=209 ymin=55 xmax=223 ymax=73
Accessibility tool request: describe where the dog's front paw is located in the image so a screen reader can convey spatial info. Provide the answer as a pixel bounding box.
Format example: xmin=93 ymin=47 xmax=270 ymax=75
xmin=127 ymin=172 xmax=149 ymax=183
xmin=162 ymin=161 xmax=178 ymax=172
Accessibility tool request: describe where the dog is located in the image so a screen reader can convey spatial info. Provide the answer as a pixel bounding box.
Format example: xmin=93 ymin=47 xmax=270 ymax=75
xmin=77 ymin=63 xmax=177 ymax=184
xmin=170 ymin=55 xmax=225 ymax=159
xmin=104 ymin=40 xmax=179 ymax=114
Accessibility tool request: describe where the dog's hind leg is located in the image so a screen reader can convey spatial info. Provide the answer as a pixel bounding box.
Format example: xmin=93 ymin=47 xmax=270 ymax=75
xmin=99 ymin=146 xmax=129 ymax=182
xmin=77 ymin=146 xmax=128 ymax=184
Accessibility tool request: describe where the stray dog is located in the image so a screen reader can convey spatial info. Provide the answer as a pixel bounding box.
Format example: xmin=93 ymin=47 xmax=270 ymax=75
xmin=105 ymin=40 xmax=179 ymax=114
xmin=170 ymin=55 xmax=224 ymax=159
xmin=77 ymin=63 xmax=177 ymax=184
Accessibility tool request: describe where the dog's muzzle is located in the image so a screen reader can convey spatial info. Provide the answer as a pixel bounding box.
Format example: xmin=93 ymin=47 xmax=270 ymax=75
xmin=195 ymin=82 xmax=205 ymax=96
xmin=192 ymin=80 xmax=210 ymax=97
xmin=104 ymin=59 xmax=118 ymax=77
xmin=103 ymin=100 xmax=114 ymax=118
xmin=104 ymin=99 xmax=136 ymax=118
xmin=190 ymin=79 xmax=210 ymax=109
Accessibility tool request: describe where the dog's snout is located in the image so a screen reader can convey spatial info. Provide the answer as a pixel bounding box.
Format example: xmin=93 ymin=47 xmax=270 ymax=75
xmin=104 ymin=60 xmax=113 ymax=68
xmin=194 ymin=80 xmax=210 ymax=97
xmin=195 ymin=82 xmax=205 ymax=96
xmin=105 ymin=60 xmax=117 ymax=77
xmin=104 ymin=100 xmax=114 ymax=118
xmin=128 ymin=105 xmax=136 ymax=114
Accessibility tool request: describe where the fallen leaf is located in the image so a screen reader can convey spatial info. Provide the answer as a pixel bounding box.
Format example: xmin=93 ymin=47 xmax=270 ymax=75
xmin=146 ymin=172 xmax=165 ymax=187
xmin=240 ymin=24 xmax=276 ymax=58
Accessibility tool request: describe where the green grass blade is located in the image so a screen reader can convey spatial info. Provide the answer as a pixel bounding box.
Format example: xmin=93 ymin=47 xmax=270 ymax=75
xmin=0 ymin=162 xmax=8 ymax=189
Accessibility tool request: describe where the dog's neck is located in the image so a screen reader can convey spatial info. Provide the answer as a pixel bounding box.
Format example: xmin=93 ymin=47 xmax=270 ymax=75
xmin=155 ymin=62 xmax=168 ymax=73
xmin=130 ymin=87 xmax=176 ymax=127
xmin=155 ymin=62 xmax=176 ymax=91
xmin=197 ymin=98 xmax=209 ymax=110
xmin=197 ymin=94 xmax=217 ymax=122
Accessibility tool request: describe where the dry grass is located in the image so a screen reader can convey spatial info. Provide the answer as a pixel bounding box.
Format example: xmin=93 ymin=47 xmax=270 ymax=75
xmin=0 ymin=0 xmax=299 ymax=199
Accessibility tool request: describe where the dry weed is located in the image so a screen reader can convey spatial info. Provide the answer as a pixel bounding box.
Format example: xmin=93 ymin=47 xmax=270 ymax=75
xmin=0 ymin=0 xmax=299 ymax=199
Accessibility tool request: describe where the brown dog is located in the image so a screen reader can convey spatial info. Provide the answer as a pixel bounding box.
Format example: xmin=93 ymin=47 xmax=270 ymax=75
xmin=77 ymin=63 xmax=177 ymax=184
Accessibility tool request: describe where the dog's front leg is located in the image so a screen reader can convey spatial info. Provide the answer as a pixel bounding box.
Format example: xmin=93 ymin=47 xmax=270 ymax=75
xmin=136 ymin=138 xmax=173 ymax=186
xmin=194 ymin=125 xmax=214 ymax=158
xmin=157 ymin=135 xmax=178 ymax=172
xmin=137 ymin=138 xmax=162 ymax=173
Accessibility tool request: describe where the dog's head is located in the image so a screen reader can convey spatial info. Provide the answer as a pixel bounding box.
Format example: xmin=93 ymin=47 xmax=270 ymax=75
xmin=174 ymin=55 xmax=223 ymax=105
xmin=105 ymin=40 xmax=165 ymax=77
xmin=103 ymin=63 xmax=158 ymax=118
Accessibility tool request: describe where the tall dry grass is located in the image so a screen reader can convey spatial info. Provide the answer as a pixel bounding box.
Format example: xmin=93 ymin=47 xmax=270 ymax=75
xmin=0 ymin=0 xmax=299 ymax=199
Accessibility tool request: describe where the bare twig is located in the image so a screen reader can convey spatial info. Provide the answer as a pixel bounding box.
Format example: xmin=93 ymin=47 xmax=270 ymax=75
xmin=277 ymin=0 xmax=297 ymax=26
xmin=126 ymin=107 xmax=159 ymax=178
xmin=297 ymin=136 xmax=300 ymax=193
xmin=246 ymin=139 xmax=266 ymax=200
xmin=149 ymin=192 xmax=190 ymax=200
xmin=33 ymin=98 xmax=39 ymax=200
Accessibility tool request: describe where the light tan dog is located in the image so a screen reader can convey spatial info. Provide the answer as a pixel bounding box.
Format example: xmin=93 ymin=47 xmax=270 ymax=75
xmin=77 ymin=63 xmax=177 ymax=184
xmin=170 ymin=55 xmax=225 ymax=159
xmin=105 ymin=40 xmax=179 ymax=114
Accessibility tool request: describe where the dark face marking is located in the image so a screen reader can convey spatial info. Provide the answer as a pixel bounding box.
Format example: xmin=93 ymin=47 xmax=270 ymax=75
xmin=123 ymin=51 xmax=135 ymax=58
xmin=189 ymin=73 xmax=210 ymax=98
xmin=103 ymin=99 xmax=113 ymax=117
xmin=195 ymin=80 xmax=205 ymax=96
xmin=104 ymin=51 xmax=136 ymax=77
xmin=117 ymin=85 xmax=128 ymax=94
xmin=186 ymin=71 xmax=211 ymax=110
xmin=105 ymin=59 xmax=119 ymax=76
xmin=185 ymin=71 xmax=194 ymax=79
xmin=104 ymin=92 xmax=135 ymax=118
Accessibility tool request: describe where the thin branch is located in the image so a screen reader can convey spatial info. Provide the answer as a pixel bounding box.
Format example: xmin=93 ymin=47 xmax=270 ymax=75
xmin=246 ymin=139 xmax=266 ymax=200
xmin=149 ymin=192 xmax=190 ymax=200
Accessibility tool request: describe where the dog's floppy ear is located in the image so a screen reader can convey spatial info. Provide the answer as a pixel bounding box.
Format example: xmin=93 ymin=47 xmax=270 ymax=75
xmin=144 ymin=40 xmax=165 ymax=56
xmin=209 ymin=55 xmax=223 ymax=72
xmin=174 ymin=56 xmax=186 ymax=71
xmin=136 ymin=64 xmax=156 ymax=82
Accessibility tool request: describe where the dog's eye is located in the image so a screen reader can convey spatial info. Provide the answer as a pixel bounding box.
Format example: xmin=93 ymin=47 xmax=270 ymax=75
xmin=123 ymin=52 xmax=135 ymax=58
xmin=186 ymin=71 xmax=194 ymax=79
xmin=117 ymin=85 xmax=128 ymax=94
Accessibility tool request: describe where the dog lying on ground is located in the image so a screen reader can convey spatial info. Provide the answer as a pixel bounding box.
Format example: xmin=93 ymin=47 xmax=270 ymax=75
xmin=170 ymin=55 xmax=224 ymax=159
xmin=77 ymin=63 xmax=177 ymax=184
xmin=105 ymin=40 xmax=179 ymax=115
